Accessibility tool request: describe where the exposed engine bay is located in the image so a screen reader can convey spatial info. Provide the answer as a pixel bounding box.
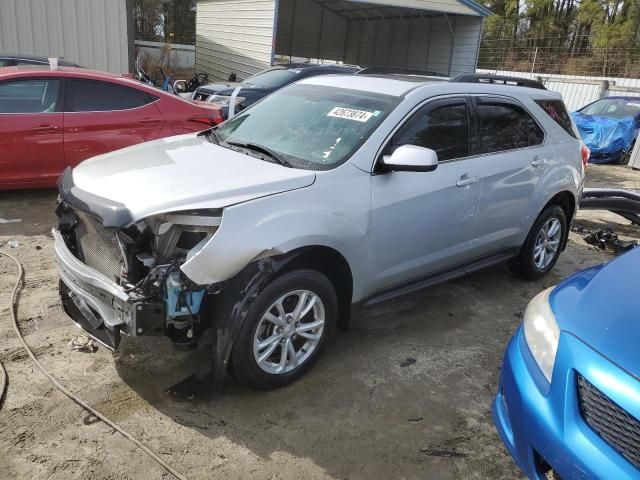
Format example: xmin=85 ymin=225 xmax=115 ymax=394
xmin=55 ymin=199 xmax=222 ymax=350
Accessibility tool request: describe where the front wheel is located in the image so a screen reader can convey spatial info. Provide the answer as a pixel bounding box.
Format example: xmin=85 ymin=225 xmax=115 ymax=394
xmin=230 ymin=270 xmax=337 ymax=390
xmin=615 ymin=142 xmax=634 ymax=165
xmin=510 ymin=205 xmax=567 ymax=280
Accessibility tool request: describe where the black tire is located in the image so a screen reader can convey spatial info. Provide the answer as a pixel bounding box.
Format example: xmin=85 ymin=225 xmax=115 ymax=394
xmin=509 ymin=205 xmax=567 ymax=280
xmin=231 ymin=269 xmax=338 ymax=390
xmin=615 ymin=143 xmax=633 ymax=165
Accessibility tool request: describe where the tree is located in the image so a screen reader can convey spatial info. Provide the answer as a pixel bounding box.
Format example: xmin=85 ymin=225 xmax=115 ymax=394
xmin=133 ymin=0 xmax=197 ymax=45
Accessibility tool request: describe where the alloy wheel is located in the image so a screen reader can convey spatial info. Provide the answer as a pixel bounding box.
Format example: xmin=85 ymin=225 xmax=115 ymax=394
xmin=252 ymin=290 xmax=325 ymax=375
xmin=533 ymin=217 xmax=562 ymax=269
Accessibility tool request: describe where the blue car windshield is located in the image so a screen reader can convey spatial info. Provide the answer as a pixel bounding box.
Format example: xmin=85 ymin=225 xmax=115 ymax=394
xmin=580 ymin=99 xmax=640 ymax=119
xmin=214 ymin=83 xmax=399 ymax=170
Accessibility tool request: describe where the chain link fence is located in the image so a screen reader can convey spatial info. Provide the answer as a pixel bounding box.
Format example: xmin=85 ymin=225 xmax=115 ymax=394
xmin=476 ymin=34 xmax=640 ymax=111
xmin=478 ymin=34 xmax=640 ymax=78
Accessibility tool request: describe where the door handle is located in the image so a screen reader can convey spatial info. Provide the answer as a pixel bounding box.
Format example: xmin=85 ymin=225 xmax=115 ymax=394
xmin=531 ymin=156 xmax=548 ymax=166
xmin=32 ymin=125 xmax=58 ymax=132
xmin=140 ymin=118 xmax=161 ymax=124
xmin=456 ymin=175 xmax=479 ymax=187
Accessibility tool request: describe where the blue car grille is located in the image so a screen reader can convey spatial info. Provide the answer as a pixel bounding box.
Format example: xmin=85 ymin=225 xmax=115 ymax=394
xmin=578 ymin=375 xmax=640 ymax=469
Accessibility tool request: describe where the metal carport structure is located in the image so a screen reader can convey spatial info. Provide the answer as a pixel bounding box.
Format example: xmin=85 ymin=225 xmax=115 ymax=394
xmin=195 ymin=0 xmax=491 ymax=81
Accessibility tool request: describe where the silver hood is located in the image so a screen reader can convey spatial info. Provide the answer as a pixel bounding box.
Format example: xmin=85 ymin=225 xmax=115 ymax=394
xmin=68 ymin=133 xmax=316 ymax=225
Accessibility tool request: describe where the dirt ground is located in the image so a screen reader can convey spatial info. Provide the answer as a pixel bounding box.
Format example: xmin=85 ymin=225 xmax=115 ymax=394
xmin=0 ymin=164 xmax=638 ymax=480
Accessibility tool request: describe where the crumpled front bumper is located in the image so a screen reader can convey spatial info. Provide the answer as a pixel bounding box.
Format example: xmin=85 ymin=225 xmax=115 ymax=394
xmin=53 ymin=228 xmax=136 ymax=350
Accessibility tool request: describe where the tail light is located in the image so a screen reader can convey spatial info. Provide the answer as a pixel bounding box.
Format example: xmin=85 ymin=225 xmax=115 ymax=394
xmin=188 ymin=109 xmax=223 ymax=126
xmin=581 ymin=144 xmax=590 ymax=169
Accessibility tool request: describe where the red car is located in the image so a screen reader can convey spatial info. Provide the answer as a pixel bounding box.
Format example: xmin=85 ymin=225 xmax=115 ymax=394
xmin=0 ymin=66 xmax=223 ymax=189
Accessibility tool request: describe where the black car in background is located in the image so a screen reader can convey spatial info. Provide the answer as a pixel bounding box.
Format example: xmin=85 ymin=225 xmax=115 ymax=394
xmin=191 ymin=63 xmax=361 ymax=121
xmin=0 ymin=53 xmax=81 ymax=68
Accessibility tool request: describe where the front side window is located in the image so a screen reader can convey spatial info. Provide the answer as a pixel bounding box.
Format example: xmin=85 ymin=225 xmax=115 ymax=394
xmin=0 ymin=79 xmax=61 ymax=113
xmin=389 ymin=102 xmax=469 ymax=161
xmin=69 ymin=79 xmax=153 ymax=112
xmin=214 ymin=83 xmax=399 ymax=170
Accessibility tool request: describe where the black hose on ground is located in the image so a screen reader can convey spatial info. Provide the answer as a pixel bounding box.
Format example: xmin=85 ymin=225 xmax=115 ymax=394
xmin=0 ymin=250 xmax=187 ymax=480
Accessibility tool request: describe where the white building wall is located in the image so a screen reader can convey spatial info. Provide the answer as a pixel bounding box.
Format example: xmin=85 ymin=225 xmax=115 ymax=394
xmin=196 ymin=0 xmax=484 ymax=79
xmin=0 ymin=0 xmax=130 ymax=73
xmin=196 ymin=0 xmax=276 ymax=81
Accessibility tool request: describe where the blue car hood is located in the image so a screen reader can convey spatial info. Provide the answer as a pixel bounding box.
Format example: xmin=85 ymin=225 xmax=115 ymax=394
xmin=550 ymin=247 xmax=640 ymax=378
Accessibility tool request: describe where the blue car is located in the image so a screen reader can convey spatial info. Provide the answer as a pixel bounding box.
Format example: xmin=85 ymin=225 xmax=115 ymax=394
xmin=572 ymin=97 xmax=640 ymax=164
xmin=493 ymin=247 xmax=640 ymax=479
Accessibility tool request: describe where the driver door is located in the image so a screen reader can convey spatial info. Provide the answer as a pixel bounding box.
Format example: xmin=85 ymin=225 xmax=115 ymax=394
xmin=367 ymin=97 xmax=483 ymax=295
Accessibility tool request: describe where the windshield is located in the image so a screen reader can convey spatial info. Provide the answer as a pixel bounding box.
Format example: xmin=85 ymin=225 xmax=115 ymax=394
xmin=214 ymin=83 xmax=399 ymax=170
xmin=243 ymin=68 xmax=301 ymax=89
xmin=580 ymin=99 xmax=640 ymax=119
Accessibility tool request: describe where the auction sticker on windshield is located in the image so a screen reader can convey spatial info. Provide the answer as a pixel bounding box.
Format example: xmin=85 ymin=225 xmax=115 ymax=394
xmin=327 ymin=107 xmax=374 ymax=122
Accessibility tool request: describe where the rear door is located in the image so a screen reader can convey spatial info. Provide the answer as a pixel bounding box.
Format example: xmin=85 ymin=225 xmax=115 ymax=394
xmin=0 ymin=77 xmax=65 ymax=187
xmin=471 ymin=96 xmax=551 ymax=254
xmin=63 ymin=79 xmax=163 ymax=167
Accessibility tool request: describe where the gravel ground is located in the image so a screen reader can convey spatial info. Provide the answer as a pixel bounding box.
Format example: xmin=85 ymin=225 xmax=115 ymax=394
xmin=0 ymin=164 xmax=638 ymax=480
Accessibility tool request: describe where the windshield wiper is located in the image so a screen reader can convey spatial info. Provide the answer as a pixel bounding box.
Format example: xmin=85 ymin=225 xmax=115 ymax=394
xmin=204 ymin=128 xmax=221 ymax=144
xmin=226 ymin=140 xmax=291 ymax=167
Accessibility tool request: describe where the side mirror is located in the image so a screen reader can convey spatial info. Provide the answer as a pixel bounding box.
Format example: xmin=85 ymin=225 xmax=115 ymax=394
xmin=381 ymin=145 xmax=439 ymax=172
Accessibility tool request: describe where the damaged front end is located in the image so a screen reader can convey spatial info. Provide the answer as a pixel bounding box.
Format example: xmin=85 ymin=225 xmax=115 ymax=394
xmin=54 ymin=193 xmax=221 ymax=352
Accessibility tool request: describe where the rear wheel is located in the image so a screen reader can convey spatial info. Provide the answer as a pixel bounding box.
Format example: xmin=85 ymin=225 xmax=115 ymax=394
xmin=231 ymin=270 xmax=337 ymax=390
xmin=510 ymin=205 xmax=567 ymax=280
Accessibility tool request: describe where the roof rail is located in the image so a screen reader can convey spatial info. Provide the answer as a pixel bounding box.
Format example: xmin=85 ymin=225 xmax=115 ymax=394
xmin=450 ymin=73 xmax=546 ymax=90
xmin=357 ymin=66 xmax=448 ymax=77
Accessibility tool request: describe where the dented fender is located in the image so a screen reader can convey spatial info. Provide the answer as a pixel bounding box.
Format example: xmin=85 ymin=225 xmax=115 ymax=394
xmin=180 ymin=164 xmax=371 ymax=301
xmin=204 ymin=249 xmax=310 ymax=389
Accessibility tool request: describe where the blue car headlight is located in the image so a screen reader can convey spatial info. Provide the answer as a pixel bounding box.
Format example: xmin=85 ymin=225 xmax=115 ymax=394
xmin=523 ymin=287 xmax=559 ymax=383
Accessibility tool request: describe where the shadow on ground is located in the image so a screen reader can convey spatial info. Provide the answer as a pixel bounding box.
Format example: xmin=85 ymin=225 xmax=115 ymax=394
xmin=113 ymin=263 xmax=558 ymax=479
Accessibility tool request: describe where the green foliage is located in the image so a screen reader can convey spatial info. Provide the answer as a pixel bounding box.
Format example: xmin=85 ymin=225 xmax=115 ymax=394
xmin=133 ymin=0 xmax=197 ymax=45
xmin=478 ymin=0 xmax=640 ymax=75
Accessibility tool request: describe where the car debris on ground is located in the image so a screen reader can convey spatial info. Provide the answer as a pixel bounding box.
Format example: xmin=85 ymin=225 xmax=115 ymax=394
xmin=68 ymin=335 xmax=98 ymax=353
xmin=583 ymin=229 xmax=638 ymax=253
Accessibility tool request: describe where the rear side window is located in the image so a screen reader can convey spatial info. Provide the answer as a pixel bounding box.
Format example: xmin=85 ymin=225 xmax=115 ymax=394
xmin=69 ymin=79 xmax=153 ymax=112
xmin=528 ymin=116 xmax=545 ymax=146
xmin=477 ymin=102 xmax=543 ymax=154
xmin=535 ymin=99 xmax=577 ymax=138
xmin=391 ymin=102 xmax=469 ymax=161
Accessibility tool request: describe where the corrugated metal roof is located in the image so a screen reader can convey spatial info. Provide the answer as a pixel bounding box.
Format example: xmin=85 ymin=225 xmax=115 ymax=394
xmin=312 ymin=0 xmax=491 ymax=18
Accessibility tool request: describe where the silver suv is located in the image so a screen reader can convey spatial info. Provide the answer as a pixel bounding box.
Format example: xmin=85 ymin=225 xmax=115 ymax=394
xmin=54 ymin=73 xmax=586 ymax=390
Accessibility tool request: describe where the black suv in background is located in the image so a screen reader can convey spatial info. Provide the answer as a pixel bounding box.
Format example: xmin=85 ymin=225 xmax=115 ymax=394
xmin=191 ymin=62 xmax=361 ymax=121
